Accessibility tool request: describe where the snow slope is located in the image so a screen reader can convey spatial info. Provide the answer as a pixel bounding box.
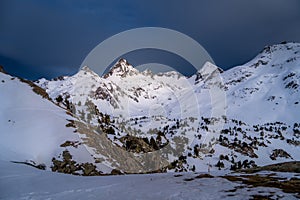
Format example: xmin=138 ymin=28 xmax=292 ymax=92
xmin=0 ymin=72 xmax=95 ymax=169
xmin=221 ymin=43 xmax=300 ymax=123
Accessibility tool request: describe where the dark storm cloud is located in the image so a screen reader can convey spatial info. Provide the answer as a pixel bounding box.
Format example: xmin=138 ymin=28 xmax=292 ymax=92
xmin=0 ymin=0 xmax=300 ymax=79
xmin=0 ymin=0 xmax=138 ymax=79
xmin=138 ymin=0 xmax=300 ymax=66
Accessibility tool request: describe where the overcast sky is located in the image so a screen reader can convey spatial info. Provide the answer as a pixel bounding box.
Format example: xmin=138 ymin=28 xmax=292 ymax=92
xmin=1 ymin=0 xmax=300 ymax=79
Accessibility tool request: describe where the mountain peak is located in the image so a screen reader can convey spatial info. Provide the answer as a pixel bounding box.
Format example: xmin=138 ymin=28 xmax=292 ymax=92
xmin=262 ymin=42 xmax=300 ymax=53
xmin=247 ymin=42 xmax=300 ymax=68
xmin=258 ymin=43 xmax=294 ymax=58
xmin=195 ymin=62 xmax=223 ymax=83
xmin=0 ymin=65 xmax=8 ymax=74
xmin=103 ymin=59 xmax=139 ymax=78
xmin=81 ymin=66 xmax=94 ymax=73
xmin=74 ymin=65 xmax=101 ymax=80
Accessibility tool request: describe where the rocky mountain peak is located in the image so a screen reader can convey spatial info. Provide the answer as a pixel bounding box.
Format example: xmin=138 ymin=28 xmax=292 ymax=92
xmin=195 ymin=62 xmax=223 ymax=84
xmin=80 ymin=66 xmax=98 ymax=75
xmin=247 ymin=42 xmax=300 ymax=69
xmin=262 ymin=42 xmax=299 ymax=54
xmin=103 ymin=58 xmax=139 ymax=79
xmin=0 ymin=65 xmax=8 ymax=74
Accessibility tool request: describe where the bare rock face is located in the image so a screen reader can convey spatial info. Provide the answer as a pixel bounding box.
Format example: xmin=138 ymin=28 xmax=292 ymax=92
xmin=270 ymin=149 xmax=293 ymax=160
xmin=0 ymin=66 xmax=6 ymax=74
xmin=110 ymin=169 xmax=123 ymax=175
xmin=51 ymin=150 xmax=102 ymax=176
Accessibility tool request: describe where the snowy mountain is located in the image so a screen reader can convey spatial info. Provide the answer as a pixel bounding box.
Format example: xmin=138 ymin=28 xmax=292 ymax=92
xmin=0 ymin=42 xmax=299 ymax=176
